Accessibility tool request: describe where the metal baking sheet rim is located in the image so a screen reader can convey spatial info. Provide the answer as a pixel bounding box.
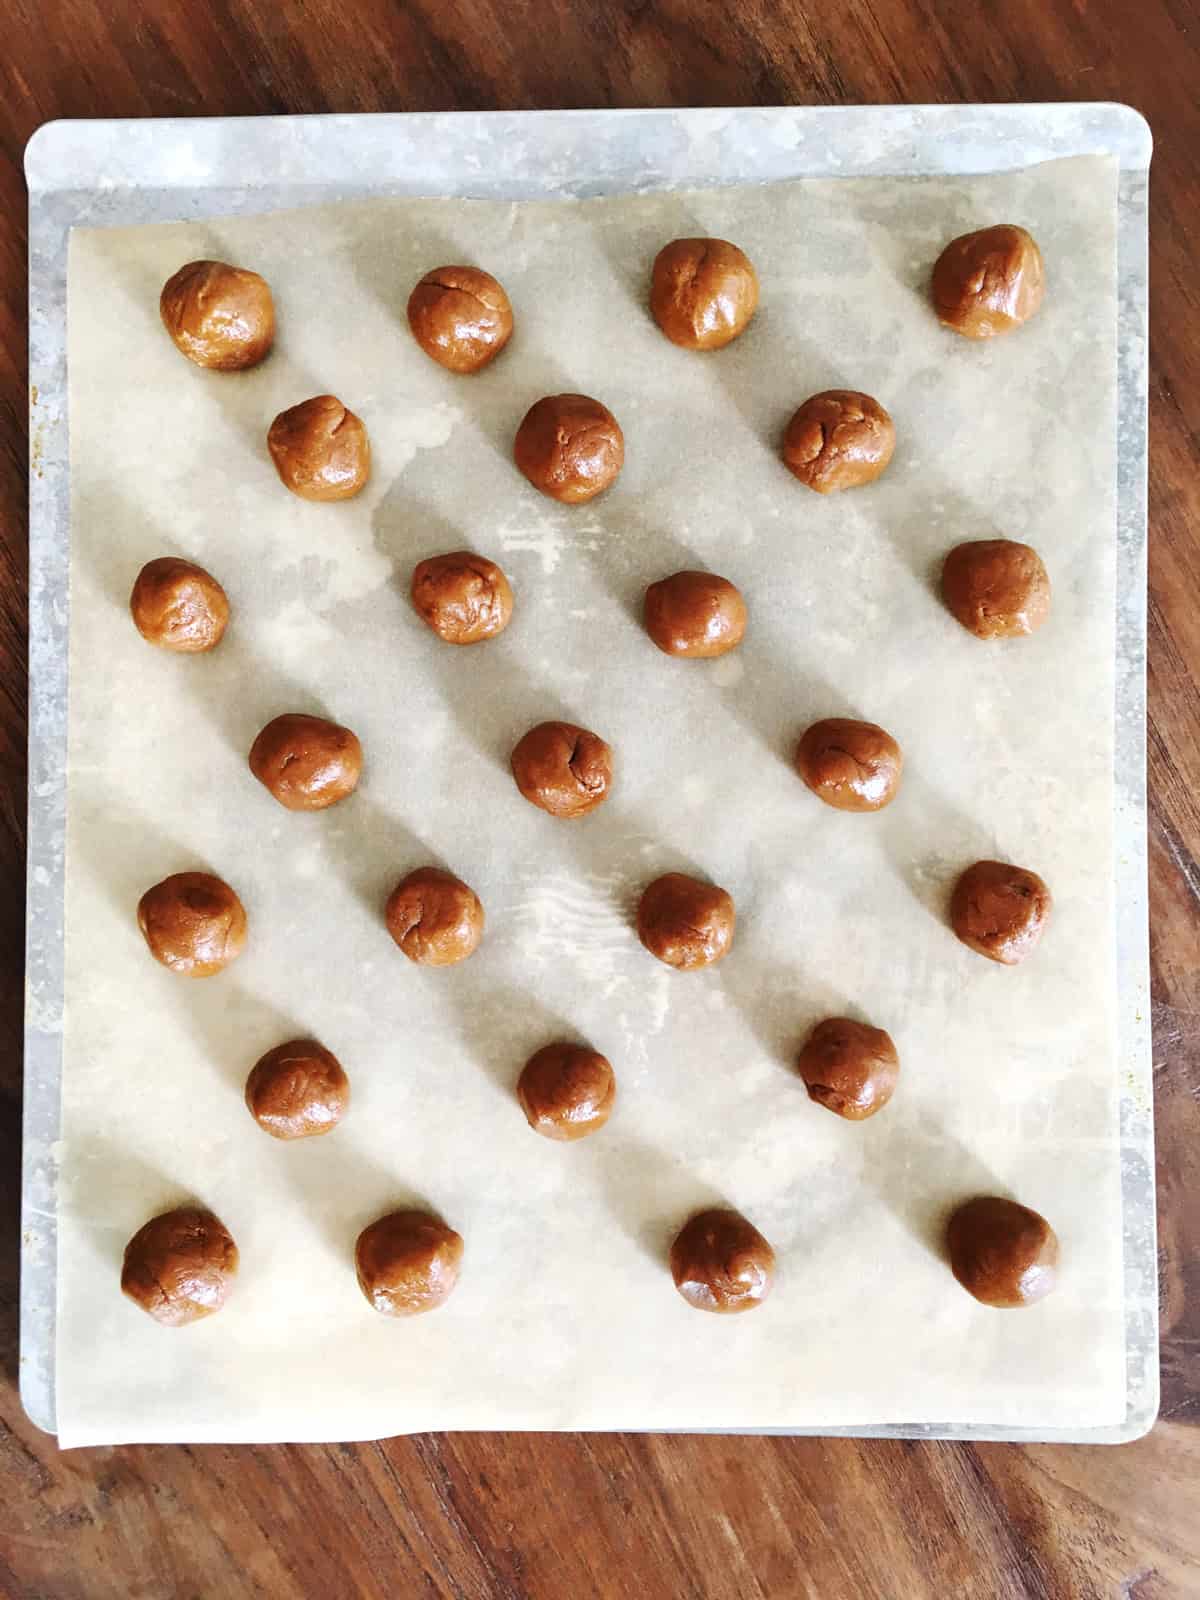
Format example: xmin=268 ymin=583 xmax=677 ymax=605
xmin=22 ymin=104 xmax=1155 ymax=1444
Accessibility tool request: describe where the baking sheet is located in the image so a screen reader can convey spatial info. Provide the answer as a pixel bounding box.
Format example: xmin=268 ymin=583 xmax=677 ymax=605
xmin=55 ymin=154 xmax=1125 ymax=1446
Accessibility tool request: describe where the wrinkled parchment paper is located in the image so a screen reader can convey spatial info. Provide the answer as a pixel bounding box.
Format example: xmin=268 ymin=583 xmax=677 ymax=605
xmin=58 ymin=157 xmax=1122 ymax=1444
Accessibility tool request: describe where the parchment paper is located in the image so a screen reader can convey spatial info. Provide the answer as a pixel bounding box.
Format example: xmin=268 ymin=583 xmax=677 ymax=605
xmin=59 ymin=156 xmax=1123 ymax=1445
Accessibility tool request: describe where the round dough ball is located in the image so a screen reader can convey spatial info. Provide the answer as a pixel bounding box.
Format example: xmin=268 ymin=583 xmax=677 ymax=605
xmin=121 ymin=1206 xmax=238 ymax=1326
xmin=407 ymin=266 xmax=514 ymax=374
xmin=159 ymin=259 xmax=275 ymax=371
xmin=941 ymin=539 xmax=1051 ymax=640
xmin=513 ymin=394 xmax=624 ymax=504
xmin=137 ymin=871 xmax=247 ymax=977
xmin=643 ymin=570 xmax=747 ymax=659
xmin=931 ymin=224 xmax=1045 ymax=340
xmin=946 ymin=1195 xmax=1058 ymax=1307
xmin=950 ymin=860 xmax=1051 ymax=965
xmin=248 ymin=713 xmax=362 ymax=812
xmin=796 ymin=1017 xmax=899 ymax=1121
xmin=782 ymin=390 xmax=896 ymax=494
xmin=410 ymin=550 xmax=514 ymax=645
xmin=355 ymin=1210 xmax=463 ymax=1317
xmin=670 ymin=1207 xmax=775 ymax=1315
xmin=511 ymin=721 xmax=613 ymax=818
xmin=517 ymin=1043 xmax=616 ymax=1141
xmin=637 ymin=872 xmax=735 ymax=971
xmin=650 ymin=237 xmax=759 ymax=351
xmin=130 ymin=557 xmax=229 ymax=653
xmin=795 ymin=718 xmax=903 ymax=812
xmin=245 ymin=1039 xmax=350 ymax=1140
xmin=385 ymin=867 xmax=484 ymax=966
xmin=267 ymin=395 xmax=370 ymax=501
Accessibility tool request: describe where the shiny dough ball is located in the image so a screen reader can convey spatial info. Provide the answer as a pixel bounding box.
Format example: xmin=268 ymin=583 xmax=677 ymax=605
xmin=410 ymin=550 xmax=514 ymax=645
xmin=245 ymin=1039 xmax=350 ymax=1140
xmin=644 ymin=570 xmax=747 ymax=659
xmin=130 ymin=557 xmax=229 ymax=653
xmin=517 ymin=1043 xmax=616 ymax=1141
xmin=650 ymin=237 xmax=759 ymax=351
xmin=355 ymin=1210 xmax=463 ymax=1317
xmin=795 ymin=718 xmax=903 ymax=812
xmin=511 ymin=721 xmax=613 ymax=818
xmin=941 ymin=540 xmax=1051 ymax=640
xmin=385 ymin=867 xmax=484 ymax=966
xmin=513 ymin=394 xmax=624 ymax=504
xmin=637 ymin=872 xmax=735 ymax=971
xmin=946 ymin=1195 xmax=1059 ymax=1307
xmin=407 ymin=265 xmax=513 ymax=374
xmin=950 ymin=860 xmax=1051 ymax=965
xmin=932 ymin=224 xmax=1045 ymax=340
xmin=670 ymin=1207 xmax=775 ymax=1315
xmin=159 ymin=259 xmax=275 ymax=371
xmin=121 ymin=1206 xmax=239 ymax=1326
xmin=267 ymin=395 xmax=370 ymax=502
xmin=137 ymin=871 xmax=247 ymax=977
xmin=796 ymin=1017 xmax=899 ymax=1121
xmin=248 ymin=713 xmax=362 ymax=812
xmin=782 ymin=390 xmax=895 ymax=494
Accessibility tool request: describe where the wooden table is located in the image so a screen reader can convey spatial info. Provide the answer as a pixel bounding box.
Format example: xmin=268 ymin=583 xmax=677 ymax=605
xmin=1 ymin=3 xmax=1197 ymax=1594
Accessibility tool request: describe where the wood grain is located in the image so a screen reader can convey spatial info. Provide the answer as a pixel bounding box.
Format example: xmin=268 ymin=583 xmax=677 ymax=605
xmin=1 ymin=1 xmax=1198 ymax=1594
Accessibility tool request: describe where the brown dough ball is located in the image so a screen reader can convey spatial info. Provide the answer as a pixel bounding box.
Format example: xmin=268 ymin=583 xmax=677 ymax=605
xmin=245 ymin=1039 xmax=350 ymax=1140
xmin=159 ymin=260 xmax=275 ymax=371
xmin=511 ymin=721 xmax=613 ymax=818
xmin=946 ymin=1195 xmax=1059 ymax=1307
xmin=643 ymin=570 xmax=747 ymax=659
xmin=386 ymin=867 xmax=484 ymax=966
xmin=410 ymin=551 xmax=514 ymax=645
xmin=355 ymin=1210 xmax=463 ymax=1317
xmin=517 ymin=1043 xmax=616 ymax=1141
xmin=941 ymin=540 xmax=1051 ymax=640
xmin=950 ymin=860 xmax=1052 ymax=965
xmin=782 ymin=390 xmax=896 ymax=494
xmin=407 ymin=266 xmax=514 ymax=374
xmin=267 ymin=395 xmax=370 ymax=501
xmin=795 ymin=718 xmax=903 ymax=812
xmin=137 ymin=871 xmax=247 ymax=977
xmin=637 ymin=872 xmax=735 ymax=971
xmin=248 ymin=713 xmax=362 ymax=812
xmin=796 ymin=1017 xmax=899 ymax=1121
xmin=130 ymin=557 xmax=229 ymax=653
xmin=650 ymin=237 xmax=759 ymax=351
xmin=513 ymin=394 xmax=624 ymax=504
xmin=121 ymin=1206 xmax=239 ymax=1326
xmin=670 ymin=1207 xmax=775 ymax=1315
xmin=931 ymin=224 xmax=1045 ymax=340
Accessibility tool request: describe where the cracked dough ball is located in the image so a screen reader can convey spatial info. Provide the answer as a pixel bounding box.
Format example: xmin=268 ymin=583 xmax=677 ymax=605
xmin=410 ymin=550 xmax=514 ymax=645
xmin=121 ymin=1206 xmax=239 ymax=1326
xmin=650 ymin=237 xmax=759 ymax=350
xmin=355 ymin=1210 xmax=463 ymax=1317
xmin=245 ymin=1039 xmax=350 ymax=1140
xmin=511 ymin=720 xmax=613 ymax=818
xmin=268 ymin=394 xmax=370 ymax=501
xmin=782 ymin=390 xmax=895 ymax=494
xmin=514 ymin=394 xmax=624 ymax=504
xmin=385 ymin=867 xmax=484 ymax=966
xmin=670 ymin=1208 xmax=775 ymax=1314
xmin=941 ymin=540 xmax=1051 ymax=639
xmin=130 ymin=557 xmax=229 ymax=653
xmin=249 ymin=713 xmax=362 ymax=811
xmin=796 ymin=1017 xmax=899 ymax=1121
xmin=637 ymin=872 xmax=735 ymax=970
xmin=517 ymin=1042 xmax=616 ymax=1141
xmin=950 ymin=860 xmax=1051 ymax=965
xmin=643 ymin=570 xmax=747 ymax=659
xmin=407 ymin=265 xmax=513 ymax=373
xmin=137 ymin=871 xmax=247 ymax=977
xmin=795 ymin=718 xmax=903 ymax=812
xmin=159 ymin=259 xmax=275 ymax=371
xmin=947 ymin=1196 xmax=1058 ymax=1307
xmin=932 ymin=224 xmax=1045 ymax=340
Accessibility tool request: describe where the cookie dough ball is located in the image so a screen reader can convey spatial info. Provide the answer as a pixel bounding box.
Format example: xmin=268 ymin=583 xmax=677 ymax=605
xmin=637 ymin=872 xmax=735 ymax=971
xmin=514 ymin=394 xmax=624 ymax=504
xmin=130 ymin=557 xmax=229 ymax=653
xmin=795 ymin=718 xmax=903 ymax=812
xmin=951 ymin=860 xmax=1051 ymax=965
xmin=941 ymin=540 xmax=1051 ymax=640
xmin=385 ymin=867 xmax=484 ymax=966
xmin=121 ymin=1206 xmax=238 ymax=1326
xmin=644 ymin=570 xmax=747 ymax=659
xmin=137 ymin=871 xmax=247 ymax=977
xmin=670 ymin=1207 xmax=775 ymax=1315
xmin=796 ymin=1017 xmax=899 ymax=1121
xmin=410 ymin=550 xmax=514 ymax=645
xmin=159 ymin=260 xmax=275 ymax=372
xmin=268 ymin=395 xmax=370 ymax=502
xmin=517 ymin=1043 xmax=616 ymax=1141
xmin=248 ymin=713 xmax=362 ymax=812
xmin=407 ymin=266 xmax=513 ymax=374
xmin=946 ymin=1196 xmax=1058 ymax=1307
xmin=650 ymin=237 xmax=759 ymax=351
xmin=782 ymin=391 xmax=896 ymax=494
xmin=932 ymin=225 xmax=1045 ymax=340
xmin=511 ymin=721 xmax=613 ymax=818
xmin=245 ymin=1039 xmax=350 ymax=1140
xmin=355 ymin=1210 xmax=463 ymax=1317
